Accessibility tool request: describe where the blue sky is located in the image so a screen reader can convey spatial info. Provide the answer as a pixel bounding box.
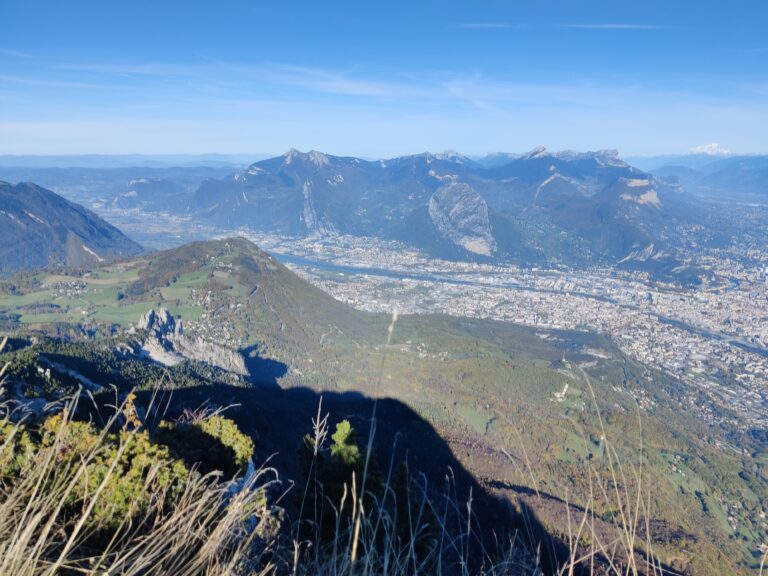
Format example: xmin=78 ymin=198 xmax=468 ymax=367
xmin=1 ymin=0 xmax=767 ymax=157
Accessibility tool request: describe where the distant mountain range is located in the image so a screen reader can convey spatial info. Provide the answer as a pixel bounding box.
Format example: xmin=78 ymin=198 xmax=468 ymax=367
xmin=190 ymin=148 xmax=703 ymax=283
xmin=4 ymin=147 xmax=758 ymax=284
xmin=0 ymin=166 xmax=235 ymax=215
xmin=0 ymin=181 xmax=143 ymax=277
xmin=639 ymin=155 xmax=768 ymax=201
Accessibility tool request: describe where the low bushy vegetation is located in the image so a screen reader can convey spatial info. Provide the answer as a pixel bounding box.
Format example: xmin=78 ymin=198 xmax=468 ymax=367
xmin=0 ymin=407 xmax=275 ymax=575
xmin=156 ymin=413 xmax=255 ymax=476
xmin=0 ymin=396 xmax=541 ymax=575
xmin=0 ymin=334 xmax=542 ymax=575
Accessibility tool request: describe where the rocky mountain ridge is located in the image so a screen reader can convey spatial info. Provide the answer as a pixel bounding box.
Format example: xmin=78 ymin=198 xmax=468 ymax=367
xmin=189 ymin=148 xmax=699 ymax=282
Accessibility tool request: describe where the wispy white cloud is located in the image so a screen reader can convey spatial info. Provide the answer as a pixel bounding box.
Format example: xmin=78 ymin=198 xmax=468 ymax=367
xmin=53 ymin=61 xmax=385 ymax=97
xmin=455 ymin=23 xmax=529 ymax=30
xmin=0 ymin=74 xmax=113 ymax=90
xmin=3 ymin=60 xmax=767 ymax=155
xmin=9 ymin=58 xmax=763 ymax=114
xmin=252 ymin=64 xmax=407 ymax=98
xmin=0 ymin=47 xmax=33 ymax=59
xmin=4 ymin=89 xmax=767 ymax=156
xmin=55 ymin=62 xmax=196 ymax=77
xmin=557 ymin=23 xmax=663 ymax=30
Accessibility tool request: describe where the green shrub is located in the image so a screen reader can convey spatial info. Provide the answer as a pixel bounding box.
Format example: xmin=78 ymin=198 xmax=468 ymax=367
xmin=0 ymin=413 xmax=191 ymax=533
xmin=298 ymin=418 xmax=369 ymax=541
xmin=154 ymin=414 xmax=254 ymax=477
xmin=0 ymin=420 xmax=36 ymax=482
xmin=0 ymin=410 xmax=275 ymax=575
xmin=330 ymin=419 xmax=361 ymax=469
xmin=198 ymin=415 xmax=254 ymax=469
xmin=38 ymin=413 xmax=189 ymax=531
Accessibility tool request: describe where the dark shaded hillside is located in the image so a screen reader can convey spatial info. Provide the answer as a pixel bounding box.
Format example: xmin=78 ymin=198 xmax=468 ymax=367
xmin=138 ymin=382 xmax=686 ymax=575
xmin=0 ymin=181 xmax=143 ymax=277
xmin=139 ymin=384 xmax=563 ymax=570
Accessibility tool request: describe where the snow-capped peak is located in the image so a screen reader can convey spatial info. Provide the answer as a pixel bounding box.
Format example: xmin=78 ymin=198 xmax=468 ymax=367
xmin=689 ymin=143 xmax=732 ymax=156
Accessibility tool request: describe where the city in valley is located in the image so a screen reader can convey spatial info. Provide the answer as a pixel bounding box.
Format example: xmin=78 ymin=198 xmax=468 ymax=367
xmin=233 ymin=230 xmax=768 ymax=432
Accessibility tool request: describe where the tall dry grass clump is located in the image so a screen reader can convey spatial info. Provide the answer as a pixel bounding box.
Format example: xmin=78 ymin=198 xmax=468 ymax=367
xmin=0 ymin=337 xmax=278 ymax=576
xmin=0 ymin=404 xmax=277 ymax=576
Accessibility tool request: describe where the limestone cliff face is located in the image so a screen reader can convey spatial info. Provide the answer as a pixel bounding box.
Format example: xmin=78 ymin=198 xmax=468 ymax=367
xmin=427 ymin=182 xmax=497 ymax=256
xmin=138 ymin=308 xmax=183 ymax=336
xmin=136 ymin=308 xmax=248 ymax=376
xmin=170 ymin=336 xmax=249 ymax=376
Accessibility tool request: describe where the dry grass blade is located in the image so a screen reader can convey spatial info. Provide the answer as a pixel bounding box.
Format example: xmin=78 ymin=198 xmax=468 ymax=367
xmin=0 ymin=390 xmax=278 ymax=576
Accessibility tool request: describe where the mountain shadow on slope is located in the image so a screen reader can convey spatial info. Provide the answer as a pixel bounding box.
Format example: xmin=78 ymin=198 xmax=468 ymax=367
xmin=242 ymin=343 xmax=287 ymax=387
xmin=130 ymin=383 xmax=676 ymax=575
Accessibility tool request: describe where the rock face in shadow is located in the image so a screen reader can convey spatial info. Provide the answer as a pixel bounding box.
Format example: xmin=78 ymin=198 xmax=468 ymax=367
xmin=173 ymin=336 xmax=250 ymax=376
xmin=132 ymin=307 xmax=287 ymax=386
